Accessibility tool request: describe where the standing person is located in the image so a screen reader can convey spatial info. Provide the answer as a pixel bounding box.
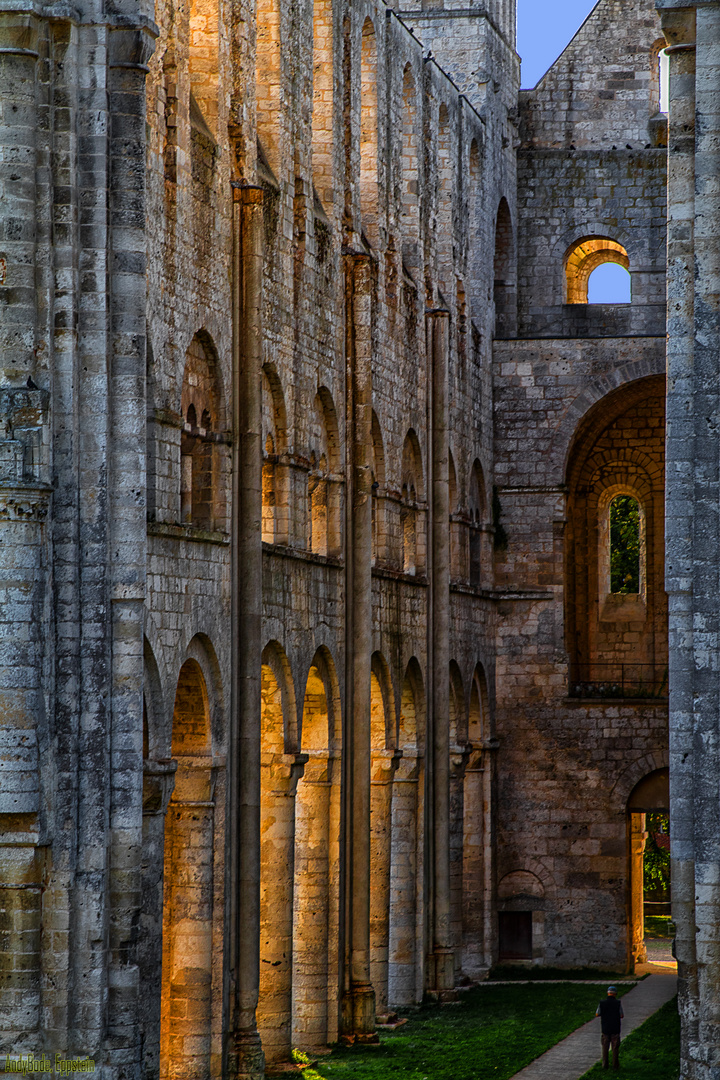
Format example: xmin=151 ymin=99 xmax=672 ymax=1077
xmin=596 ymin=986 xmax=624 ymax=1070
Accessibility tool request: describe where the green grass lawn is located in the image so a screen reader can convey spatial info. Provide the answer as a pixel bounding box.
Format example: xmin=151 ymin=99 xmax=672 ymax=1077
xmin=297 ymin=984 xmax=631 ymax=1080
xmin=644 ymin=916 xmax=675 ymax=939
xmin=579 ymin=996 xmax=680 ymax=1079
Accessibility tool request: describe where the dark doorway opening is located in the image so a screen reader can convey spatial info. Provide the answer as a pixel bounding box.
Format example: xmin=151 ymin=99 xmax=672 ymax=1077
xmin=499 ymin=912 xmax=532 ymax=960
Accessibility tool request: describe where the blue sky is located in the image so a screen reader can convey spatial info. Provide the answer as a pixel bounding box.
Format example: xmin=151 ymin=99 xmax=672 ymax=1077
xmin=518 ymin=0 xmax=598 ymax=88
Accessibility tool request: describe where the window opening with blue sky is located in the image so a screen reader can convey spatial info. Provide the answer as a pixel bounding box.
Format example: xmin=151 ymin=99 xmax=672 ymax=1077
xmin=517 ymin=0 xmax=643 ymax=304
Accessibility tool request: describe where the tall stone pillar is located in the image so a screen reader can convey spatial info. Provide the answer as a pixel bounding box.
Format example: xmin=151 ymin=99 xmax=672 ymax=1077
xmin=342 ymin=253 xmax=376 ymax=1038
xmin=662 ymin=2 xmax=720 ymax=1074
xmin=0 ymin=10 xmax=50 ymax=1058
xmin=629 ymin=814 xmax=647 ymax=968
xmin=228 ymin=184 xmax=265 ymax=1079
xmin=105 ymin=24 xmax=155 ymax=1075
xmin=426 ymin=310 xmax=454 ymax=995
xmin=258 ymin=753 xmax=306 ymax=1064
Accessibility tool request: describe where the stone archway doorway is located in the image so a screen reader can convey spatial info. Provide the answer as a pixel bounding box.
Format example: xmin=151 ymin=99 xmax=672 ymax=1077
xmin=627 ymin=768 xmax=670 ymax=970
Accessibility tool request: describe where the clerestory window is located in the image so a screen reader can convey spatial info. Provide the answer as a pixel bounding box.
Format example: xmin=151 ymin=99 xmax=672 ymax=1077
xmin=609 ymin=494 xmax=641 ymax=594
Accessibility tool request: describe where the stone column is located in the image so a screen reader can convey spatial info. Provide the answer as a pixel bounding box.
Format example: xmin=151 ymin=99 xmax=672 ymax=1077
xmin=427 ymin=310 xmax=454 ymax=994
xmin=342 ymin=253 xmax=376 ymax=1038
xmin=228 ymin=184 xmax=265 ymax=1079
xmin=105 ymin=24 xmax=155 ymax=1075
xmin=0 ymin=11 xmax=51 ymax=1057
xmin=258 ymin=753 xmax=306 ymax=1064
xmin=629 ymin=814 xmax=647 ymax=968
xmin=370 ymin=749 xmax=400 ymax=1015
xmin=139 ymin=759 xmax=177 ymax=1079
xmin=661 ymin=3 xmax=720 ymax=1074
xmin=682 ymin=4 xmax=720 ymax=1071
xmin=461 ymin=747 xmax=484 ymax=978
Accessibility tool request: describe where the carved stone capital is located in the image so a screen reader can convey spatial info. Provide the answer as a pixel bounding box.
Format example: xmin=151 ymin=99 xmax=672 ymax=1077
xmin=0 ymin=483 xmax=52 ymax=522
xmin=142 ymin=758 xmax=177 ymax=815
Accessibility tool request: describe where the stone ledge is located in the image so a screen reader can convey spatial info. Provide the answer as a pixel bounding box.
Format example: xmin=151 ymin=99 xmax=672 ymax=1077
xmin=148 ymin=521 xmax=229 ymax=545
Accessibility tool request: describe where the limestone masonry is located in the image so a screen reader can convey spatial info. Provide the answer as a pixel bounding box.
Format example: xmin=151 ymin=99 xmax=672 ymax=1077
xmin=0 ymin=0 xmax=717 ymax=1076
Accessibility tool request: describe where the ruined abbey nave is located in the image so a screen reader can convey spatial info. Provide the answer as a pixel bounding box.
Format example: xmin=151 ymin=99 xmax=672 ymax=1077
xmin=1 ymin=0 xmax=719 ymax=1075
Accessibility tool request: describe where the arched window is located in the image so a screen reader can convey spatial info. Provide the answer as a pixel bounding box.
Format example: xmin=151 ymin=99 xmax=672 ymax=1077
xmin=468 ymin=459 xmax=487 ymax=587
xmin=449 ymin=449 xmax=462 ymax=581
xmin=587 ymin=262 xmax=632 ymax=304
xmin=401 ymin=65 xmax=420 ymax=271
xmin=308 ymin=388 xmax=341 ymax=556
xmin=371 ymin=410 xmax=386 ymax=566
xmin=493 ymin=198 xmax=516 ymax=337
xmin=180 ymin=333 xmax=226 ymax=531
xmin=565 ymin=237 xmax=630 ymax=305
xmin=400 ymin=430 xmax=425 ymax=576
xmin=609 ymin=494 xmax=642 ymax=594
xmin=360 ymin=18 xmax=379 ymax=245
xmin=262 ymin=364 xmax=289 ymax=544
xmin=650 ymin=39 xmax=670 ymax=114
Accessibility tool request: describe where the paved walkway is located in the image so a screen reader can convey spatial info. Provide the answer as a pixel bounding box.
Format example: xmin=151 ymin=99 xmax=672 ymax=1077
xmin=508 ymin=964 xmax=678 ymax=1080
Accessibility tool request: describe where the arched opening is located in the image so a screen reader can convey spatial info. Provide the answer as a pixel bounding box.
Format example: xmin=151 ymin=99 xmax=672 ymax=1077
xmin=493 ymin=198 xmax=516 ymax=338
xmin=360 ymin=18 xmax=379 ymax=245
xmin=468 ymin=459 xmax=487 ymax=587
xmin=389 ymin=659 xmax=425 ymax=1006
xmin=370 ymin=655 xmax=396 ymax=1015
xmin=308 ymin=388 xmax=341 ymax=557
xmin=448 ymin=449 xmax=463 ymax=581
xmin=160 ymin=660 xmax=214 ymax=1080
xmin=371 ymin=410 xmax=386 ymax=567
xmin=400 ymin=430 xmax=425 ymax=576
xmin=262 ymin=364 xmax=289 ymax=545
xmin=258 ymin=644 xmax=297 ymax=1064
xmin=293 ymin=653 xmax=341 ymax=1049
xmin=565 ymin=237 xmax=630 ymax=305
xmin=401 ymin=65 xmax=420 ymax=271
xmin=587 ymin=262 xmax=632 ymax=304
xmin=627 ymin=769 xmax=671 ymax=971
xmin=566 ymin=376 xmax=667 ymax=698
xmin=312 ymin=0 xmax=334 ymax=208
xmin=256 ymin=0 xmax=282 ymax=176
xmin=180 ymin=333 xmax=226 ymax=532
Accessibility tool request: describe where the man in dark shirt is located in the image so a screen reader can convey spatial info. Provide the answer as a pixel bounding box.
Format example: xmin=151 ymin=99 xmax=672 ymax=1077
xmin=596 ymin=986 xmax=624 ymax=1070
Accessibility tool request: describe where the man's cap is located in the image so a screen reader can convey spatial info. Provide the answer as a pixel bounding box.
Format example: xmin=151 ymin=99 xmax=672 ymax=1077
xmin=607 ymin=986 xmax=617 ymax=994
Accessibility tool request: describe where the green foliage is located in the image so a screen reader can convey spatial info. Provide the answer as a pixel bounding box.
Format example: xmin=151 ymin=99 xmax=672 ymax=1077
xmin=610 ymin=495 xmax=640 ymax=593
xmin=644 ymin=813 xmax=671 ymax=891
xmin=579 ymin=996 xmax=680 ymax=1079
xmin=313 ymin=985 xmax=630 ymax=1080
